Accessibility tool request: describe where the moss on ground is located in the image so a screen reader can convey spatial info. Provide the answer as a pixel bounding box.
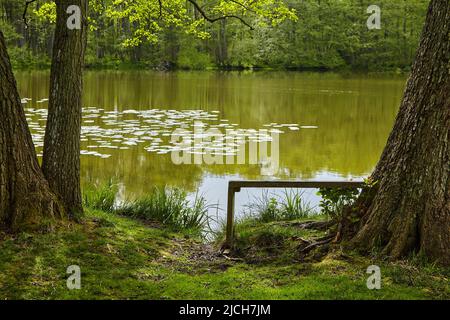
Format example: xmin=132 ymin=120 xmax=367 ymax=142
xmin=0 ymin=209 xmax=448 ymax=300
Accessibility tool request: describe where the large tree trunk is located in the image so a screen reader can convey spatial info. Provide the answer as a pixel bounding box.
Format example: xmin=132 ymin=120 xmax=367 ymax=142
xmin=42 ymin=0 xmax=87 ymax=216
xmin=0 ymin=31 xmax=63 ymax=231
xmin=351 ymin=0 xmax=449 ymax=265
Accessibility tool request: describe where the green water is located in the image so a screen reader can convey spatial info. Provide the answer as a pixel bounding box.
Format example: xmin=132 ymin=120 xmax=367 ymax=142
xmin=16 ymin=70 xmax=405 ymax=217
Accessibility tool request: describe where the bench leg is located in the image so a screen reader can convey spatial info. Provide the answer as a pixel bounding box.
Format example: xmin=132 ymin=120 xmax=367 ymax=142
xmin=225 ymin=185 xmax=236 ymax=247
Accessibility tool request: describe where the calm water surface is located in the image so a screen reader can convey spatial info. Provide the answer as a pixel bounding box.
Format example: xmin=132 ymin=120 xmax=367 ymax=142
xmin=16 ymin=71 xmax=405 ymax=220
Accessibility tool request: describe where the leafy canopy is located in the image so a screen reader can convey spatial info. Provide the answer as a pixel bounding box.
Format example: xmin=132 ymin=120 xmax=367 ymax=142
xmin=35 ymin=0 xmax=297 ymax=47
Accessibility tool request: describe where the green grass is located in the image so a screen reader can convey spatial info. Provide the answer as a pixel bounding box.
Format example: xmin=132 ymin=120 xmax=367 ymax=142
xmin=83 ymin=183 xmax=213 ymax=235
xmin=0 ymin=209 xmax=448 ymax=300
xmin=83 ymin=180 xmax=118 ymax=212
xmin=116 ymin=187 xmax=213 ymax=235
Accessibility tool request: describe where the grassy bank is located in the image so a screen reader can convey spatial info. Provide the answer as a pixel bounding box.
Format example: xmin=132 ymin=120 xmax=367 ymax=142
xmin=0 ymin=208 xmax=448 ymax=300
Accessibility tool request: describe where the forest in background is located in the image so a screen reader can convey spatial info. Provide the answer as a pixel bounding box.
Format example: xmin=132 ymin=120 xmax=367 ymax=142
xmin=1 ymin=0 xmax=429 ymax=71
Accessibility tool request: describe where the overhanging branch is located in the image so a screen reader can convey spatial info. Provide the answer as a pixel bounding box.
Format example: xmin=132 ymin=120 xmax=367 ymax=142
xmin=23 ymin=0 xmax=38 ymax=29
xmin=158 ymin=0 xmax=163 ymax=19
xmin=187 ymin=0 xmax=254 ymax=30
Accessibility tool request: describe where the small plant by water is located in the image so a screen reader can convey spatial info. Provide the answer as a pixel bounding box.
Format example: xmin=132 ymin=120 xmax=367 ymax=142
xmin=316 ymin=187 xmax=360 ymax=221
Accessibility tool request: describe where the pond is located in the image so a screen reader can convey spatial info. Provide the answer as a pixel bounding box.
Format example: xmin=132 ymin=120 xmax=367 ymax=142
xmin=16 ymin=70 xmax=405 ymax=222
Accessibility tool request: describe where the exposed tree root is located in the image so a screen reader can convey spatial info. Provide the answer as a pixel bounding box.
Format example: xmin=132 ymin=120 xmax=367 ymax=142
xmin=298 ymin=234 xmax=335 ymax=254
xmin=222 ymin=254 xmax=244 ymax=262
xmin=283 ymin=220 xmax=335 ymax=231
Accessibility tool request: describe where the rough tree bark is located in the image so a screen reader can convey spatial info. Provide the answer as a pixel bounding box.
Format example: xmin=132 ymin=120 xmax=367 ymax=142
xmin=42 ymin=0 xmax=87 ymax=216
xmin=351 ymin=0 xmax=449 ymax=265
xmin=0 ymin=31 xmax=63 ymax=231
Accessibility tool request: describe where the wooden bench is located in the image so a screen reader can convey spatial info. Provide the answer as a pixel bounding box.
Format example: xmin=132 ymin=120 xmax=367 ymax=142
xmin=225 ymin=180 xmax=365 ymax=245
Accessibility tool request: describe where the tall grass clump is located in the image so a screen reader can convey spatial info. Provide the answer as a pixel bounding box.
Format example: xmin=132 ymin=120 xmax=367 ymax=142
xmin=83 ymin=180 xmax=118 ymax=212
xmin=84 ymin=183 xmax=213 ymax=234
xmin=244 ymin=189 xmax=315 ymax=222
xmin=116 ymin=186 xmax=212 ymax=233
xmin=280 ymin=189 xmax=315 ymax=220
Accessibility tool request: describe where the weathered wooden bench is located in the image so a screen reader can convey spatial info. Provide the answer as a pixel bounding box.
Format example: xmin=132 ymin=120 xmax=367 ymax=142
xmin=225 ymin=180 xmax=365 ymax=245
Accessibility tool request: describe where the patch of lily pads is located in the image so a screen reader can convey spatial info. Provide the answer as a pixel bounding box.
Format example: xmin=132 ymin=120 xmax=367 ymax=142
xmin=22 ymin=101 xmax=317 ymax=160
